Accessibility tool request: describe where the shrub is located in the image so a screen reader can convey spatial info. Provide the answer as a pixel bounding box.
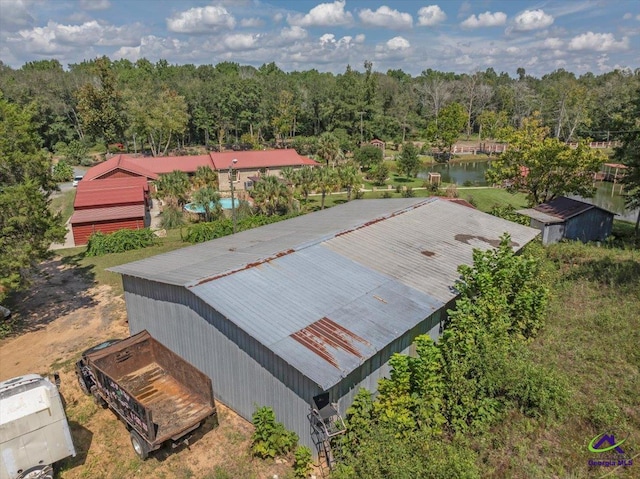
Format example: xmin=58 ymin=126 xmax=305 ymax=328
xmin=85 ymin=228 xmax=157 ymax=256
xmin=293 ymin=446 xmax=313 ymax=478
xmin=183 ymin=220 xmax=233 ymax=243
xmin=52 ymin=160 xmax=74 ymax=182
xmin=160 ymin=206 xmax=185 ymax=229
xmin=251 ymin=406 xmax=298 ymax=459
xmin=381 ymin=191 xmax=392 ymax=198
xmin=401 ymin=187 xmax=415 ymax=198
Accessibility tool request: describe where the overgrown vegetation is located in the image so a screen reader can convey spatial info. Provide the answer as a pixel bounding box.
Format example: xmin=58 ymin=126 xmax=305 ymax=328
xmin=251 ymin=406 xmax=298 ymax=459
xmin=332 ymin=235 xmax=569 ymax=477
xmin=86 ymin=228 xmax=157 ymax=256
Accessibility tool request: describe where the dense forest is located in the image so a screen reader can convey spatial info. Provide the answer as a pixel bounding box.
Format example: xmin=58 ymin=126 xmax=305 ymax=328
xmin=0 ymin=57 xmax=639 ymax=156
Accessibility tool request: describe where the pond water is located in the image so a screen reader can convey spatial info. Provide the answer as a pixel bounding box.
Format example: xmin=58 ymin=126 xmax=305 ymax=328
xmin=418 ymin=159 xmax=638 ymax=222
xmin=419 ymin=160 xmax=490 ymax=186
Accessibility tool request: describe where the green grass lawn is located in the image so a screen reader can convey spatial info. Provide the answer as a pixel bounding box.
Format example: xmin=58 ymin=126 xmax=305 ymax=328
xmin=472 ymin=227 xmax=640 ymax=478
xmin=50 ymin=189 xmax=76 ymax=223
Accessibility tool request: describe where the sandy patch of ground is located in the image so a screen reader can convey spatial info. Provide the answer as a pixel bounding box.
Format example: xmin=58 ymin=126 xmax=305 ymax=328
xmin=0 ymin=258 xmax=296 ymax=479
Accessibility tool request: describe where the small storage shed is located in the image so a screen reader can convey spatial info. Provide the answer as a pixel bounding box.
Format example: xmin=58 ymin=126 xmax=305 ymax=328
xmin=517 ymin=196 xmax=614 ymax=245
xmin=70 ymin=205 xmax=148 ymax=245
xmin=110 ymin=198 xmax=539 ymax=456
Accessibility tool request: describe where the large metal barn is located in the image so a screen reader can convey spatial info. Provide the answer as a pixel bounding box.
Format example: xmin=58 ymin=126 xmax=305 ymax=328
xmin=111 ymin=198 xmax=539 ymax=455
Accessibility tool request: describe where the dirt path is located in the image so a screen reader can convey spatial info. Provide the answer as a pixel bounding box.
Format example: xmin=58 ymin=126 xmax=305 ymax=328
xmin=0 ymin=258 xmax=293 ymax=479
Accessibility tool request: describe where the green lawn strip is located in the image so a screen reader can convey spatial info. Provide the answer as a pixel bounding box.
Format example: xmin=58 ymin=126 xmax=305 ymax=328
xmin=50 ymin=188 xmax=76 ymax=223
xmin=54 ymin=229 xmax=186 ymax=295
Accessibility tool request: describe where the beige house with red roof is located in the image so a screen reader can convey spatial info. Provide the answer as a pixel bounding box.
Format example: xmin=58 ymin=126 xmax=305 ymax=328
xmin=83 ymin=149 xmax=317 ymax=192
xmin=68 ymin=150 xmax=318 ymax=245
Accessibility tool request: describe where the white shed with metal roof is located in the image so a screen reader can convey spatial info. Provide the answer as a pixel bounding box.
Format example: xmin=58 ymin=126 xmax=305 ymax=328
xmin=110 ymin=198 xmax=540 ymax=455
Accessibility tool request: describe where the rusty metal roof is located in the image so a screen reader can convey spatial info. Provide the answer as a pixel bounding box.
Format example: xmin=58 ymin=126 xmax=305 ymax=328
xmin=112 ymin=198 xmax=540 ymax=389
xmin=517 ymin=196 xmax=614 ymax=224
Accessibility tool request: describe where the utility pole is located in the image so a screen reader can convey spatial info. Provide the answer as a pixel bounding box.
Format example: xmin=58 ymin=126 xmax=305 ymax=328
xmin=229 ymin=159 xmax=238 ymax=234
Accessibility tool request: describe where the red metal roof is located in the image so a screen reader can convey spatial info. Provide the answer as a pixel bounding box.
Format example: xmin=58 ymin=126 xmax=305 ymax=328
xmin=74 ymin=186 xmax=145 ymax=209
xmin=83 ymin=155 xmax=159 ymax=181
xmin=70 ymin=204 xmax=146 ymax=224
xmin=210 ymin=149 xmax=317 ymax=170
xmin=123 ymin=154 xmax=215 ymax=175
xmin=77 ymin=176 xmax=149 ymax=192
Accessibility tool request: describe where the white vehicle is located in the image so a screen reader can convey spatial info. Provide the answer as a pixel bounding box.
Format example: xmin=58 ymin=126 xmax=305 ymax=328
xmin=0 ymin=374 xmax=76 ymax=479
xmin=72 ymin=176 xmax=83 ymax=187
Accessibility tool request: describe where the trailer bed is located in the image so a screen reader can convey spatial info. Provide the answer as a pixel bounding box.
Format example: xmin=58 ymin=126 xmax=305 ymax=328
xmin=118 ymin=362 xmax=213 ymax=443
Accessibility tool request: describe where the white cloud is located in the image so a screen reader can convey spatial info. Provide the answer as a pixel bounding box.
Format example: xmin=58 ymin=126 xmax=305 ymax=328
xmin=543 ymin=37 xmax=563 ymax=49
xmin=167 ymin=5 xmax=236 ymax=33
xmin=512 ymin=9 xmax=554 ymax=31
xmin=386 ymin=36 xmax=410 ymax=50
xmin=280 ymin=26 xmax=307 ymax=41
xmin=506 ymin=46 xmax=519 ymax=54
xmin=9 ymin=20 xmax=141 ymax=55
xmin=319 ymin=33 xmax=335 ymax=45
xmin=0 ymin=0 xmax=39 ymax=32
xmin=240 ymin=17 xmax=264 ymax=28
xmin=113 ymin=35 xmax=184 ymax=63
xmin=623 ymin=13 xmax=632 ymax=20
xmin=355 ymin=33 xmax=365 ymax=43
xmin=417 ymin=5 xmax=446 ymax=26
xmin=461 ymin=11 xmax=506 ymax=28
xmin=79 ymin=0 xmax=110 ymax=11
xmin=358 ymin=6 xmax=412 ymax=30
xmin=273 ymin=12 xmax=284 ymax=22
xmin=568 ymin=32 xmax=629 ymax=52
xmin=223 ymin=33 xmax=258 ymax=50
xmin=288 ymin=0 xmax=353 ymax=27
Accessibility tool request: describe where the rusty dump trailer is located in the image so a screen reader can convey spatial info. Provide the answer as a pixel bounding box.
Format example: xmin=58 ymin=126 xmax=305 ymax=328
xmin=75 ymin=330 xmax=216 ymax=459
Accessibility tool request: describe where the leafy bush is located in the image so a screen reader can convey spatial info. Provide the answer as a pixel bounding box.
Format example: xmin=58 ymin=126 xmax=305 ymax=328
xmin=489 ymin=204 xmax=529 ymax=225
xmin=86 ymin=228 xmax=157 ymax=256
xmin=401 ymin=187 xmax=415 ymax=198
xmin=182 ymin=213 xmax=300 ymax=243
xmin=52 ymin=160 xmax=74 ymax=182
xmin=293 ymin=446 xmax=313 ymax=478
xmin=251 ymin=406 xmax=298 ymax=459
xmin=381 ymin=191 xmax=392 ymax=198
xmin=354 ymin=144 xmax=383 ymax=169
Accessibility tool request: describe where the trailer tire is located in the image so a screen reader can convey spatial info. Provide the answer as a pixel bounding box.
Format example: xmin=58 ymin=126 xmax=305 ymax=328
xmin=130 ymin=430 xmax=150 ymax=460
xmin=19 ymin=464 xmax=53 ymax=479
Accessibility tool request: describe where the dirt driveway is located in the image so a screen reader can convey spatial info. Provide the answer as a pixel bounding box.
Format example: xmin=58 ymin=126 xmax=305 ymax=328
xmin=0 ymin=258 xmax=292 ymax=479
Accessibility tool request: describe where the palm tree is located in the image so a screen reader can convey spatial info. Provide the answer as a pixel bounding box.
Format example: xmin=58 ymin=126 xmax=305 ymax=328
xmin=297 ymin=166 xmax=315 ymax=202
xmin=191 ymin=186 xmax=222 ymax=222
xmin=155 ymin=170 xmax=190 ymax=207
xmin=316 ymin=132 xmax=343 ymax=168
xmin=193 ymin=166 xmax=218 ymax=190
xmin=337 ymin=164 xmax=361 ymax=201
xmin=281 ymin=167 xmax=297 ymax=190
xmin=314 ymin=167 xmax=338 ymax=209
xmin=251 ymin=176 xmax=292 ymax=216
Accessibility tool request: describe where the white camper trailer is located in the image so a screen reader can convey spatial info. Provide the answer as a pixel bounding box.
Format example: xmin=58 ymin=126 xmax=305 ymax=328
xmin=0 ymin=374 xmax=76 ymax=479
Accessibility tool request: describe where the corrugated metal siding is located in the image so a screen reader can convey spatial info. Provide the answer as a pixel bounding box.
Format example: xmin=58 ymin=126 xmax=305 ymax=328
xmin=72 ymin=218 xmax=145 ymax=245
xmin=122 ymin=275 xmax=449 ymax=455
xmin=565 ymin=209 xmax=613 ymax=242
xmin=122 ymin=277 xmax=323 ymax=452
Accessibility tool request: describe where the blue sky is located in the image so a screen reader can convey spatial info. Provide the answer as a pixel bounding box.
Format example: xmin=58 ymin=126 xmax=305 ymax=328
xmin=1 ymin=0 xmax=638 ymax=77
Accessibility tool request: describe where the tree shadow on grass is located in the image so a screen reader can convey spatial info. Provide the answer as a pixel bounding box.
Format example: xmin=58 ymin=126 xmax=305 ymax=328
xmin=392 ymin=176 xmax=413 ymax=183
xmin=5 ymin=255 xmax=97 ymax=336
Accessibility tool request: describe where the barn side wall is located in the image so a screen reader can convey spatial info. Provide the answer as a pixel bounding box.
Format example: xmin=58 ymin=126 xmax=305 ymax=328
xmin=72 ymin=217 xmax=145 ymax=245
xmin=565 ymin=209 xmax=613 ymax=242
xmin=121 ymin=276 xmax=449 ymax=456
xmin=121 ymin=276 xmax=322 ymax=452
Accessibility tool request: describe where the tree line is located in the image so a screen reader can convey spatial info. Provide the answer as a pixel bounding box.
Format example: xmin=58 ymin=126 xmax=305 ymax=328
xmin=0 ymin=57 xmax=638 ymax=156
